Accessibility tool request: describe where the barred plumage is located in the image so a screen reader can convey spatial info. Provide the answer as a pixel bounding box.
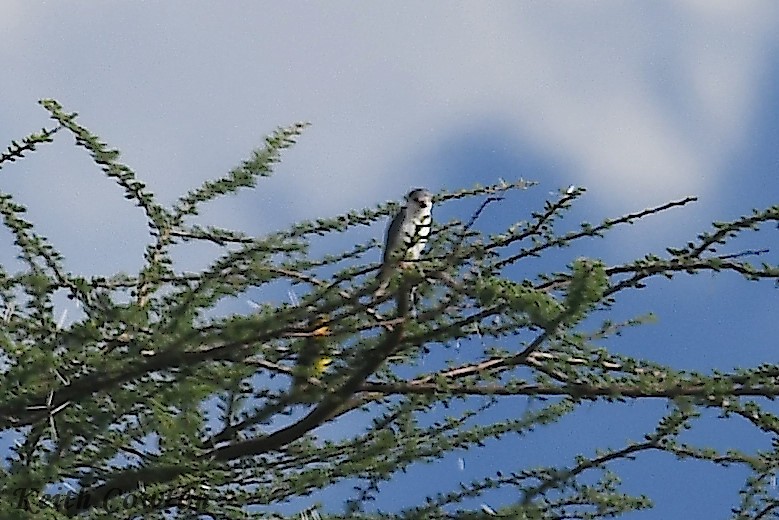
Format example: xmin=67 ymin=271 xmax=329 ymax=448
xmin=375 ymin=188 xmax=433 ymax=296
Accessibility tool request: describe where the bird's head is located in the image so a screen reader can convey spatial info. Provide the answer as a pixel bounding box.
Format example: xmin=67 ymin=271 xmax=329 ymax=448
xmin=406 ymin=188 xmax=433 ymax=210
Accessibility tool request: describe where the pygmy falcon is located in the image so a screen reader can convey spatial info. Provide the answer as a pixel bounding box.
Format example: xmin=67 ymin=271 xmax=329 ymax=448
xmin=375 ymin=188 xmax=433 ymax=296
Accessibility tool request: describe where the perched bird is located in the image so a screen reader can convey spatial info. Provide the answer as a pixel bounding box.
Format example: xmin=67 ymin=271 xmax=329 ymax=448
xmin=292 ymin=314 xmax=332 ymax=395
xmin=375 ymin=188 xmax=433 ymax=296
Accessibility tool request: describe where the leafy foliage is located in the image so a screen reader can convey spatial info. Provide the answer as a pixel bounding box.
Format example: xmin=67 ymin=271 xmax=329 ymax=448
xmin=0 ymin=100 xmax=777 ymax=519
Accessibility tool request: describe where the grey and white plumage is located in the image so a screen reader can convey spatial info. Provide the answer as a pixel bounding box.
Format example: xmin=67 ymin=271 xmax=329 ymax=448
xmin=375 ymin=188 xmax=433 ymax=296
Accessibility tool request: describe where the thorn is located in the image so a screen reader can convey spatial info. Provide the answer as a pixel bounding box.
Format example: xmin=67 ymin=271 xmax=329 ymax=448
xmin=49 ymin=414 xmax=58 ymax=440
xmin=3 ymin=301 xmax=14 ymax=323
xmin=287 ymin=289 xmax=299 ymax=307
xmin=51 ymin=400 xmax=71 ymax=415
xmin=57 ymin=308 xmax=68 ymax=330
xmin=481 ymin=503 xmax=497 ymax=516
xmin=53 ymin=369 xmax=69 ymax=385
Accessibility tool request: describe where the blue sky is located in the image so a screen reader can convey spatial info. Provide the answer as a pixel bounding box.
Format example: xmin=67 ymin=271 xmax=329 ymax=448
xmin=1 ymin=2 xmax=778 ymax=518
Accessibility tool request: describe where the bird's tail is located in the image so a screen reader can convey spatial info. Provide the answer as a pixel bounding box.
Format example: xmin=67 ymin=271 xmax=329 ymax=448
xmin=374 ymin=263 xmax=393 ymax=297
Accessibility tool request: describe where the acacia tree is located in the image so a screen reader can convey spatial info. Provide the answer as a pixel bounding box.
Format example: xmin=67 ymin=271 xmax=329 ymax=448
xmin=0 ymin=99 xmax=777 ymax=519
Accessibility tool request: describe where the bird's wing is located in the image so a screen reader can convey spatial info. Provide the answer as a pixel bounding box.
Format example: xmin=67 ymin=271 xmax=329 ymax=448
xmin=375 ymin=206 xmax=408 ymax=295
xmin=383 ymin=206 xmax=407 ymax=263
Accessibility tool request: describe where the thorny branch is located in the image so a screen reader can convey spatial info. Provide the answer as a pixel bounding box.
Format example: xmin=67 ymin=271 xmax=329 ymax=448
xmin=2 ymin=104 xmax=777 ymax=518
